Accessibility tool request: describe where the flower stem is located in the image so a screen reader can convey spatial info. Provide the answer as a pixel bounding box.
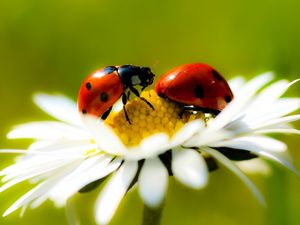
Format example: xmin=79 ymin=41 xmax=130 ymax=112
xmin=142 ymin=203 xmax=164 ymax=225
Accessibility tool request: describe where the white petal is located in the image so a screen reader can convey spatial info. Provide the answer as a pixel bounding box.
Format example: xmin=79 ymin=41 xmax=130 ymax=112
xmin=20 ymin=205 xmax=28 ymax=218
xmin=1 ymin=154 xmax=79 ymax=178
xmin=1 ymin=145 xmax=90 ymax=180
xmin=0 ymin=157 xmax=82 ymax=192
xmin=3 ymin=162 xmax=78 ymax=216
xmin=30 ymin=195 xmax=49 ymax=209
xmin=3 ymin=156 xmax=86 ymax=217
xmin=48 ymin=156 xmax=104 ymax=198
xmin=255 ymin=128 xmax=300 ymax=135
xmin=33 ymin=93 xmax=82 ymax=127
xmin=256 ymin=151 xmax=299 ymax=176
xmin=244 ymin=98 xmax=300 ymax=125
xmin=124 ymin=133 xmax=170 ymax=160
xmin=228 ymin=76 xmax=246 ymax=94
xmin=250 ymin=114 xmax=300 ymax=131
xmin=172 ymin=148 xmax=208 ymax=189
xmin=7 ymin=122 xmax=91 ymax=140
xmin=50 ymin=157 xmax=121 ymax=204
xmin=211 ymin=135 xmax=287 ymax=153
xmin=0 ymin=149 xmax=30 ymax=154
xmin=28 ymin=140 xmax=56 ymax=150
xmin=139 ymin=134 xmax=170 ymax=155
xmin=171 ymin=120 xmax=205 ymax=146
xmin=1 ymin=145 xmax=87 ymax=172
xmin=236 ymin=158 xmax=272 ymax=176
xmin=65 ymin=197 xmax=81 ymax=225
xmin=184 ymin=129 xmax=232 ymax=147
xmin=34 ymin=156 xmax=115 ymax=209
xmin=236 ymin=72 xmax=274 ymax=97
xmin=83 ymin=116 xmax=126 ymax=155
xmin=202 ymin=147 xmax=265 ymax=205
xmin=3 ymin=184 xmax=45 ymax=216
xmin=29 ymin=139 xmax=91 ymax=150
xmin=244 ymin=80 xmax=290 ymax=117
xmin=95 ymin=161 xmax=137 ymax=225
xmin=138 ymin=157 xmax=168 ymax=208
xmin=206 ymin=72 xmax=273 ymax=132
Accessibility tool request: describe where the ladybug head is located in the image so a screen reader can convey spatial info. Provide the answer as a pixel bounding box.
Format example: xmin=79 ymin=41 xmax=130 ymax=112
xmin=139 ymin=66 xmax=155 ymax=88
xmin=118 ymin=65 xmax=155 ymax=89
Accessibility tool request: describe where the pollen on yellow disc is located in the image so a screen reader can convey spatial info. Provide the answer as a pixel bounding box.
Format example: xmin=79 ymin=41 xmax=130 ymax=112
xmin=105 ymin=90 xmax=205 ymax=146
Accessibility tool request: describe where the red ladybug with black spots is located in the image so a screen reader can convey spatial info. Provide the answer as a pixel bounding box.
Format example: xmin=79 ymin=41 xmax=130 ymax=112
xmin=78 ymin=65 xmax=155 ymax=124
xmin=155 ymin=63 xmax=234 ymax=115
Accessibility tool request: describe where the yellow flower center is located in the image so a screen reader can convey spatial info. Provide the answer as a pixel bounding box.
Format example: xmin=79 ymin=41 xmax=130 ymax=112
xmin=105 ymin=90 xmax=206 ymax=146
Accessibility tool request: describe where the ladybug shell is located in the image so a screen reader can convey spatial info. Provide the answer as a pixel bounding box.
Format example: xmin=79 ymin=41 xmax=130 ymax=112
xmin=78 ymin=68 xmax=123 ymax=117
xmin=155 ymin=63 xmax=234 ymax=111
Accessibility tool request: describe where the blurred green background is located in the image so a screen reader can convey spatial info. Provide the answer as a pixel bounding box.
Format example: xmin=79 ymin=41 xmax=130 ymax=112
xmin=0 ymin=0 xmax=300 ymax=224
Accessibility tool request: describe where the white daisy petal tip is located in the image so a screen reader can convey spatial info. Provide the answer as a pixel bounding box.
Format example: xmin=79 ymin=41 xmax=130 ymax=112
xmin=138 ymin=158 xmax=168 ymax=208
xmin=6 ymin=125 xmax=29 ymax=140
xmin=172 ymin=149 xmax=208 ymax=189
xmin=33 ymin=93 xmax=82 ymax=126
xmin=65 ymin=198 xmax=81 ymax=225
xmin=6 ymin=130 xmax=16 ymax=140
xmin=289 ymin=78 xmax=300 ymax=87
xmin=6 ymin=125 xmax=26 ymax=139
xmin=3 ymin=209 xmax=12 ymax=217
xmin=236 ymin=158 xmax=272 ymax=177
xmin=265 ymin=152 xmax=300 ymax=177
xmin=259 ymin=71 xmax=274 ymax=80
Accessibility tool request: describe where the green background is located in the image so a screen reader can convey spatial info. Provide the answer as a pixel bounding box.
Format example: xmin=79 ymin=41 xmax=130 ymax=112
xmin=0 ymin=0 xmax=300 ymax=224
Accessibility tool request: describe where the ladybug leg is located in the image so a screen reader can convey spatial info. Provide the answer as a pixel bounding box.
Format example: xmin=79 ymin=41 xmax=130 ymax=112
xmin=140 ymin=97 xmax=154 ymax=110
xmin=101 ymin=106 xmax=112 ymax=120
xmin=122 ymin=93 xmax=132 ymax=124
xmin=127 ymin=90 xmax=131 ymax=101
xmin=129 ymin=86 xmax=154 ymax=110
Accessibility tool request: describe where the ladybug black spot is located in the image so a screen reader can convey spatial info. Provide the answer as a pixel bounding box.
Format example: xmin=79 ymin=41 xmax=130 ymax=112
xmin=225 ymin=95 xmax=232 ymax=103
xmin=85 ymin=82 xmax=92 ymax=90
xmin=194 ymin=85 xmax=204 ymax=98
xmin=211 ymin=70 xmax=222 ymax=81
xmin=82 ymin=109 xmax=87 ymax=114
xmin=100 ymin=92 xmax=109 ymax=102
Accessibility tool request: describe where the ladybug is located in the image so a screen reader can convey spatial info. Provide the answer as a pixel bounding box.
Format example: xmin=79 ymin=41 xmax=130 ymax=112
xmin=78 ymin=65 xmax=155 ymax=124
xmin=155 ymin=63 xmax=234 ymax=115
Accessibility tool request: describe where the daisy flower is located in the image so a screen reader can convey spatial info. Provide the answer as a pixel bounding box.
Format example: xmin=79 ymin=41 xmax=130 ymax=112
xmin=0 ymin=72 xmax=299 ymax=225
